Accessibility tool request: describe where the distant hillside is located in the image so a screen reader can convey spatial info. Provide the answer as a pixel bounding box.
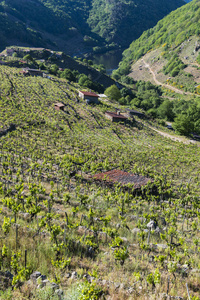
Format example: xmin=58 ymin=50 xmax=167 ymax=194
xmin=114 ymin=0 xmax=200 ymax=79
xmin=109 ymin=0 xmax=200 ymax=138
xmin=87 ymin=0 xmax=185 ymax=47
xmin=0 ymin=46 xmax=118 ymax=90
xmin=0 ymin=0 xmax=94 ymax=54
xmin=0 ymin=0 xmax=185 ymax=55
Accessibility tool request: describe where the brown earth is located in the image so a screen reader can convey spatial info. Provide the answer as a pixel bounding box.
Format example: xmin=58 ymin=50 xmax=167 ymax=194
xmin=129 ymin=38 xmax=200 ymax=95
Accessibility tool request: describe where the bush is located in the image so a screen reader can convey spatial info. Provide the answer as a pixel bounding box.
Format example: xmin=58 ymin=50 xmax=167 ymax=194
xmin=49 ymin=64 xmax=59 ymax=75
xmin=173 ymin=114 xmax=194 ymax=136
xmin=157 ymin=100 xmax=175 ymax=121
xmin=78 ymin=282 xmax=103 ymax=300
xmin=171 ymin=67 xmax=180 ymax=77
xmin=104 ymin=85 xmax=121 ymax=101
xmin=33 ymin=286 xmax=60 ymax=300
xmin=60 ymin=69 xmax=76 ymax=82
xmin=78 ymin=74 xmax=104 ymax=93
xmin=147 ymin=108 xmax=158 ymax=118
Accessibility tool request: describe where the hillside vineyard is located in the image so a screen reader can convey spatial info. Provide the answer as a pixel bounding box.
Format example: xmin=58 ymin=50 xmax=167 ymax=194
xmin=0 ymin=59 xmax=199 ymax=298
xmin=0 ymin=0 xmax=200 ymax=299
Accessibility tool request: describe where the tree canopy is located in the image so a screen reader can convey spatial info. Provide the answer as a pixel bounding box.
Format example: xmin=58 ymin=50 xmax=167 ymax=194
xmin=105 ymin=84 xmax=121 ymax=101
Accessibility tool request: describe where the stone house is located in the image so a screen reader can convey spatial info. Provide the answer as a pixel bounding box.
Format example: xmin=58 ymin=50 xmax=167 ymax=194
xmin=105 ymin=111 xmax=128 ymax=122
xmin=54 ymin=103 xmax=65 ymax=111
xmin=79 ymin=91 xmax=99 ymax=103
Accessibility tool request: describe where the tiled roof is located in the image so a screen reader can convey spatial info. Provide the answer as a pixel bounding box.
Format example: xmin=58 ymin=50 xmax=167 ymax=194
xmin=105 ymin=112 xmax=127 ymax=119
xmin=55 ymin=102 xmax=65 ymax=107
xmin=126 ymin=109 xmax=144 ymax=115
xmin=27 ymin=69 xmax=42 ymax=72
xmin=93 ymin=169 xmax=151 ymax=189
xmin=79 ymin=91 xmax=99 ymax=97
xmin=23 ymin=68 xmax=42 ymax=73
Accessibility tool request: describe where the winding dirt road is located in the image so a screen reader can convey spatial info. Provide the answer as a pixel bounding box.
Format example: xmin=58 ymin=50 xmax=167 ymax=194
xmin=142 ymin=59 xmax=199 ymax=96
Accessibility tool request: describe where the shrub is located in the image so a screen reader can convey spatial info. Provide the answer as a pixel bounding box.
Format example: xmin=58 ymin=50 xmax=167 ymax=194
xmin=104 ymin=85 xmax=121 ymax=101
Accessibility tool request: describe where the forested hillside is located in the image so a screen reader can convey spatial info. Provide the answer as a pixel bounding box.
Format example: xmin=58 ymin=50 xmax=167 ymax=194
xmin=0 ymin=0 xmax=185 ymax=54
xmin=0 ymin=0 xmax=93 ymax=53
xmin=115 ymin=0 xmax=200 ymax=78
xmin=111 ymin=0 xmax=200 ymax=139
xmin=87 ymin=0 xmax=185 ymax=47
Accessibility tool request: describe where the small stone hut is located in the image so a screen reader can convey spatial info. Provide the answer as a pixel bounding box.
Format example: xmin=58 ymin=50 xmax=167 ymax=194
xmin=54 ymin=103 xmax=65 ymax=111
xmin=105 ymin=111 xmax=128 ymax=123
xmin=22 ymin=68 xmax=43 ymax=76
xmin=79 ymin=91 xmax=99 ymax=103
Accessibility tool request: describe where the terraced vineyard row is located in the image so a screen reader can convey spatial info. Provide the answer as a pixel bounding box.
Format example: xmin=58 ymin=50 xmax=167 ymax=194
xmin=0 ymin=65 xmax=199 ymax=299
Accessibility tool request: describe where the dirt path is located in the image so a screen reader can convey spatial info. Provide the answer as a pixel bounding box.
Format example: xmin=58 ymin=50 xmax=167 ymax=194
xmin=147 ymin=124 xmax=197 ymax=145
xmin=142 ymin=59 xmax=200 ymax=96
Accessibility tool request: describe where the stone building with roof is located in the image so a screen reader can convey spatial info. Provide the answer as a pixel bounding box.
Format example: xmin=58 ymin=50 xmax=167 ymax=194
xmin=79 ymin=91 xmax=99 ymax=103
xmin=105 ymin=111 xmax=128 ymax=122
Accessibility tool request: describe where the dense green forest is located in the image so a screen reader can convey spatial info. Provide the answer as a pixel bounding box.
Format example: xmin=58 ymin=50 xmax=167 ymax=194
xmin=0 ymin=0 xmax=92 ymax=48
xmin=0 ymin=0 xmax=185 ymax=53
xmin=87 ymin=0 xmax=184 ymax=46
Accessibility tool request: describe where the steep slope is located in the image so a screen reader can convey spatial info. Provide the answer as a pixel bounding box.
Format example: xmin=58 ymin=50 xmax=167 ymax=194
xmin=0 ymin=0 xmax=95 ymax=54
xmin=0 ymin=63 xmax=200 ymax=299
xmin=0 ymin=46 xmax=118 ymax=89
xmin=114 ymin=0 xmax=200 ymax=78
xmin=110 ymin=0 xmax=200 ymax=139
xmin=87 ymin=0 xmax=185 ymax=47
xmin=0 ymin=0 xmax=185 ymax=54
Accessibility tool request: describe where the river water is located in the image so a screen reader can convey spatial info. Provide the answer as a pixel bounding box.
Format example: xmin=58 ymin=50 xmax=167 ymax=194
xmin=91 ymin=49 xmax=123 ymax=75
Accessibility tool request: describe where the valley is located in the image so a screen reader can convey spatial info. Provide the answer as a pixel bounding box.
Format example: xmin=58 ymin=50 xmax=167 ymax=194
xmin=0 ymin=0 xmax=185 ymax=55
xmin=89 ymin=49 xmax=123 ymax=75
xmin=0 ymin=45 xmax=200 ymax=299
xmin=0 ymin=0 xmax=200 ymax=299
